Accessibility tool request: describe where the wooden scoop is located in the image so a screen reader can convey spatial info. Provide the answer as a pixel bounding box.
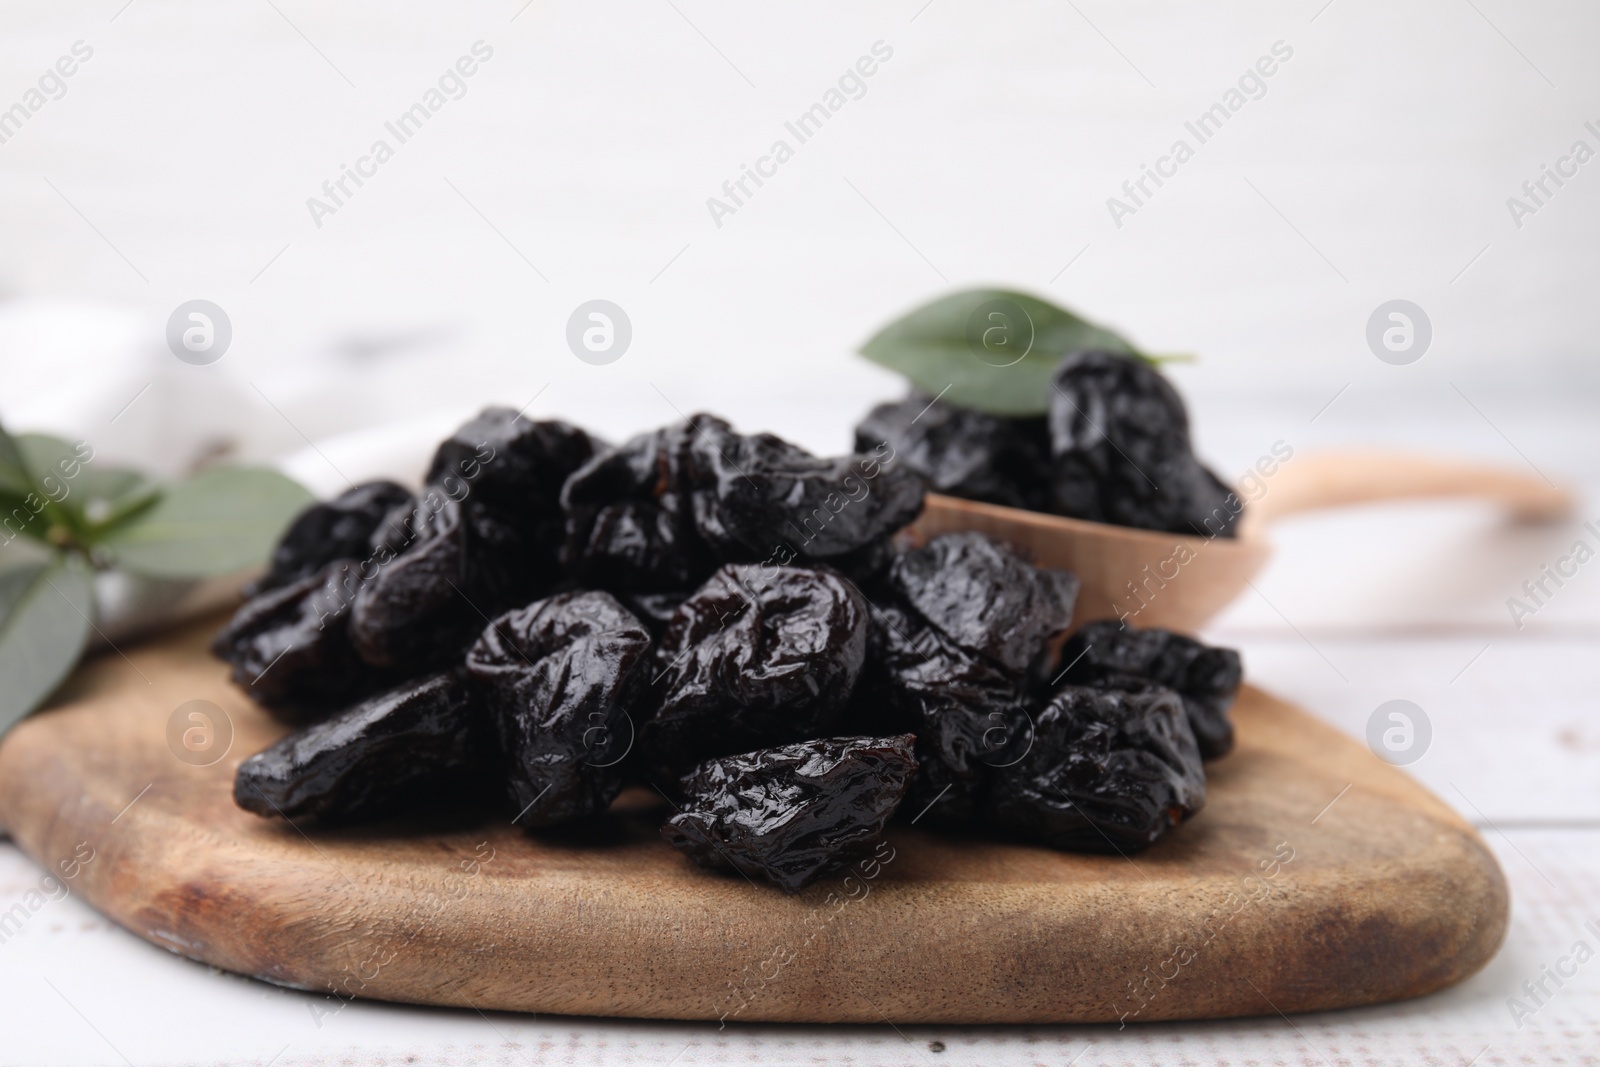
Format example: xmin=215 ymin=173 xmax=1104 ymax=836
xmin=905 ymin=450 xmax=1575 ymax=634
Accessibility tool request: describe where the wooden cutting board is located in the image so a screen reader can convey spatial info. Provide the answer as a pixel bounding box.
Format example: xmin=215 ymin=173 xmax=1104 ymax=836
xmin=0 ymin=616 xmax=1507 ymax=1025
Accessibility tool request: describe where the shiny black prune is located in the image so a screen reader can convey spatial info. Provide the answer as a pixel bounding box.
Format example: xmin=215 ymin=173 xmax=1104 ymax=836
xmin=642 ymin=565 xmax=869 ymax=782
xmin=211 ymin=559 xmax=393 ymax=723
xmin=348 ymin=495 xmax=542 ymax=670
xmin=234 ymin=672 xmax=486 ymax=822
xmin=465 ymin=591 xmax=652 ymax=828
xmin=1048 ymin=351 xmax=1237 ymax=537
xmin=684 ymin=416 xmax=925 ymax=578
xmin=564 ymin=414 xmax=925 ymax=595
xmin=985 ymin=683 xmax=1205 ymax=852
xmin=246 ymin=481 xmax=415 ymax=596
xmin=561 ymin=419 xmax=710 ymax=593
xmin=1056 ymin=620 xmax=1242 ymax=759
xmin=425 ymin=408 xmax=596 ymax=559
xmin=855 ymin=392 xmax=1051 ymax=511
xmin=887 ymin=532 xmax=1077 ymax=675
xmin=862 ymin=601 xmax=1030 ymax=826
xmin=661 ymin=735 xmax=917 ymax=892
xmin=858 ymin=534 xmax=1076 ymax=828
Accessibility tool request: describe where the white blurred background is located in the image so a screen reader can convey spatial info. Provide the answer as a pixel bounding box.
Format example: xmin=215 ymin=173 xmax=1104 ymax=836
xmin=4 ymin=0 xmax=1597 ymax=635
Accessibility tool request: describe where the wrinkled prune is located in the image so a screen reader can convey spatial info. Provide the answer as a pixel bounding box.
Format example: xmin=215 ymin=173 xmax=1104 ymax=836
xmin=855 ymin=392 xmax=1051 ymax=511
xmin=426 ymin=408 xmax=595 ymax=560
xmin=235 ymin=672 xmax=486 ymax=822
xmin=1057 ymin=620 xmax=1242 ymax=759
xmin=888 ymin=532 xmax=1077 ymax=675
xmin=861 ymin=601 xmax=1029 ymax=826
xmin=465 ymin=591 xmax=652 ymax=828
xmin=1048 ymin=351 xmax=1237 ymax=537
xmin=643 ymin=565 xmax=869 ymax=782
xmin=661 ymin=735 xmax=917 ymax=892
xmin=563 ymin=415 xmax=925 ymax=598
xmin=986 ymin=683 xmax=1205 ymax=852
xmin=348 ymin=496 xmax=542 ymax=670
xmin=561 ymin=420 xmax=710 ymax=593
xmin=685 ymin=417 xmax=925 ymax=577
xmin=858 ymin=533 xmax=1075 ymax=826
xmin=212 ymin=559 xmax=392 ymax=723
xmin=247 ymin=481 xmax=415 ymax=596
xmin=342 ymin=410 xmax=593 ymax=670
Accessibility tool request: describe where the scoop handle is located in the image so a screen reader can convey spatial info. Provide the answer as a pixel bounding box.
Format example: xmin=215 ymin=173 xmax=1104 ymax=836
xmin=1244 ymin=450 xmax=1575 ymax=528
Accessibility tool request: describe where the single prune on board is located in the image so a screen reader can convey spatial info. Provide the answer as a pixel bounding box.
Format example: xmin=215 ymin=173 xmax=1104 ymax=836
xmin=661 ymin=734 xmax=918 ymax=892
xmin=348 ymin=495 xmax=544 ymax=670
xmin=212 ymin=559 xmax=394 ymax=723
xmin=234 ymin=672 xmax=487 ymax=822
xmin=1047 ymin=351 xmax=1238 ymax=537
xmin=859 ymin=600 xmax=1031 ymax=827
xmin=985 ymin=683 xmax=1205 ymax=852
xmin=855 ymin=392 xmax=1052 ymax=512
xmin=1056 ymin=620 xmax=1242 ymax=759
xmin=561 ymin=419 xmax=711 ymax=594
xmin=685 ymin=416 xmax=925 ymax=579
xmin=642 ymin=565 xmax=869 ymax=782
xmin=425 ymin=408 xmax=596 ymax=558
xmin=246 ymin=481 xmax=415 ymax=597
xmin=465 ymin=591 xmax=652 ymax=828
xmin=887 ymin=531 xmax=1078 ymax=675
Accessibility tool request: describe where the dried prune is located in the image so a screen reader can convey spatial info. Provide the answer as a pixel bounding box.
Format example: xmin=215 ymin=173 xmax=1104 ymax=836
xmin=211 ymin=559 xmax=393 ymax=723
xmin=348 ymin=496 xmax=543 ymax=670
xmin=561 ymin=420 xmax=710 ymax=593
xmin=643 ymin=565 xmax=869 ymax=782
xmin=661 ymin=735 xmax=917 ymax=892
xmin=685 ymin=416 xmax=924 ymax=579
xmin=1057 ymin=620 xmax=1242 ymax=759
xmin=465 ymin=591 xmax=652 ymax=828
xmin=888 ymin=532 xmax=1077 ymax=675
xmin=564 ymin=414 xmax=925 ymax=595
xmin=857 ymin=533 xmax=1075 ymax=826
xmin=985 ymin=683 xmax=1205 ymax=852
xmin=425 ymin=408 xmax=595 ymax=561
xmin=855 ymin=392 xmax=1051 ymax=511
xmin=861 ymin=600 xmax=1030 ymax=827
xmin=234 ymin=672 xmax=487 ymax=822
xmin=246 ymin=481 xmax=414 ymax=596
xmin=1048 ymin=351 xmax=1237 ymax=537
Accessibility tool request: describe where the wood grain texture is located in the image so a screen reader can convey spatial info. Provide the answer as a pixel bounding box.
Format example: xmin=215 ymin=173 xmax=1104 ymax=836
xmin=0 ymin=617 xmax=1508 ymax=1024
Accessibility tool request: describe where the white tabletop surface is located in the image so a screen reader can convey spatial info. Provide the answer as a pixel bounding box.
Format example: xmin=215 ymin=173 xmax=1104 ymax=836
xmin=2 ymin=1 xmax=1598 ymax=1063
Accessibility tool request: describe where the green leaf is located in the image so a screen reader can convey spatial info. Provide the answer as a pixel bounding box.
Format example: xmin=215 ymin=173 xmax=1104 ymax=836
xmin=859 ymin=288 xmax=1143 ymax=416
xmin=17 ymin=434 xmax=149 ymax=515
xmin=36 ymin=443 xmax=162 ymax=541
xmin=14 ymin=433 xmax=104 ymax=541
xmin=0 ymin=554 xmax=95 ymax=735
xmin=0 ymin=417 xmax=31 ymax=498
xmin=99 ymin=467 xmax=314 ymax=579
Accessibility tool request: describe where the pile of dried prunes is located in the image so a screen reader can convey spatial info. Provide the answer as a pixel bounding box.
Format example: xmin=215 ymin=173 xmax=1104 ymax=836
xmin=217 ymin=406 xmax=1241 ymax=892
xmin=857 ymin=350 xmax=1241 ymax=537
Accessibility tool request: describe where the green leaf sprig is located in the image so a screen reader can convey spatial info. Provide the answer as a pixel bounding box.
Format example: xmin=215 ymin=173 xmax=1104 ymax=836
xmin=858 ymin=288 xmax=1189 ymax=417
xmin=0 ymin=416 xmax=312 ymax=733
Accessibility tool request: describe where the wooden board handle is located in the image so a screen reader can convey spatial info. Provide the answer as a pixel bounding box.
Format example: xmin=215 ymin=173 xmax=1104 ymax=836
xmin=1246 ymin=450 xmax=1576 ymax=527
